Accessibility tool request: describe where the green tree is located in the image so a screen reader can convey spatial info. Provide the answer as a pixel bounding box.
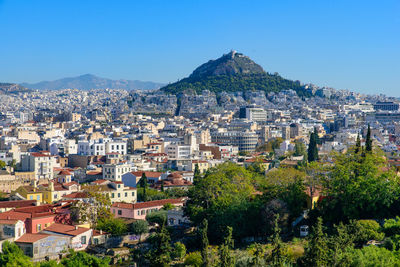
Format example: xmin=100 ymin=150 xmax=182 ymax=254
xmin=301 ymin=217 xmax=329 ymax=267
xmin=148 ymin=224 xmax=173 ymax=267
xmin=184 ymin=252 xmax=203 ymax=267
xmin=366 ymin=124 xmax=372 ymax=152
xmin=294 ymin=141 xmax=307 ymax=159
xmin=219 ymin=226 xmax=235 ymax=267
xmin=355 ymin=133 xmax=361 ymax=154
xmin=0 ymin=241 xmax=33 ymax=267
xmin=172 ymin=242 xmax=186 ymax=261
xmin=200 ymin=219 xmax=209 ymax=267
xmin=130 ymin=220 xmax=149 ymax=241
xmin=139 ymin=173 xmax=149 ymax=201
xmin=62 ymin=250 xmax=110 ymax=267
xmin=186 ymin=163 xmax=260 ymax=242
xmin=194 ymin=163 xmax=201 ymax=185
xmin=319 ymin=149 xmax=400 ymax=221
xmin=268 ymin=215 xmax=287 ymax=266
xmin=162 ymin=203 xmax=174 ymax=210
xmin=97 ymin=217 xmax=127 ymax=236
xmin=0 ymin=160 xmax=6 ymax=169
xmin=146 ymin=210 xmax=167 ymax=226
xmin=307 ymin=131 xmax=319 ymax=163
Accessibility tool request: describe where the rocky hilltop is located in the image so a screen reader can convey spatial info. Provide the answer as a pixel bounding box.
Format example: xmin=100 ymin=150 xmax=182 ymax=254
xmin=161 ymin=51 xmax=309 ymax=97
xmin=190 ymin=50 xmax=265 ymax=77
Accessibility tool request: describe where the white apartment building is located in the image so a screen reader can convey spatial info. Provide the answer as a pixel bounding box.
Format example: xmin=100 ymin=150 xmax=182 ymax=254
xmin=166 ymin=144 xmax=192 ymax=159
xmin=103 ymin=162 xmax=136 ymax=181
xmin=78 ymin=139 xmax=127 ymax=156
xmin=20 ymin=151 xmax=58 ymax=180
xmin=105 ymin=141 xmax=127 ymax=155
xmin=77 ymin=140 xmax=105 ymax=156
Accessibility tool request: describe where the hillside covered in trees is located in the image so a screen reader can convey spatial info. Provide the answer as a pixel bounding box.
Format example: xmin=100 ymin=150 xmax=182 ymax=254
xmin=161 ymin=51 xmax=310 ymax=97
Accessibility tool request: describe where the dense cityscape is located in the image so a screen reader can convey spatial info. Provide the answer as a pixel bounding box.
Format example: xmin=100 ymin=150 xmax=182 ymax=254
xmin=1 ymin=1 xmax=399 ymax=266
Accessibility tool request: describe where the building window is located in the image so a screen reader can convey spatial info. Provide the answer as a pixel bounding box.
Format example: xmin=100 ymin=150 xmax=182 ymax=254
xmin=141 ymin=210 xmax=145 ymax=215
xmin=30 ymin=196 xmax=33 ymax=200
xmin=125 ymin=192 xmax=127 ymax=197
xmin=132 ymin=192 xmax=135 ymax=196
xmin=111 ymin=193 xmax=115 ymax=198
xmin=118 ymin=210 xmax=122 ymax=215
xmin=37 ymin=224 xmax=41 ymax=231
xmin=94 ymin=238 xmax=99 ymax=245
xmin=81 ymin=236 xmax=87 ymax=245
xmin=37 ymin=195 xmax=40 ymax=201
xmin=137 ymin=211 xmax=140 ymax=215
xmin=118 ymin=193 xmax=121 ymax=198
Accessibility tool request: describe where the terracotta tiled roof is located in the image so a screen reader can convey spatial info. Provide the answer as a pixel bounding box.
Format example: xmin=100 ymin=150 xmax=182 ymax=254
xmin=130 ymin=171 xmax=163 ymax=178
xmin=63 ymin=181 xmax=78 ymax=187
xmin=44 ymin=223 xmax=91 ymax=236
xmin=112 ymin=202 xmax=134 ymax=209
xmin=31 ymin=152 xmax=53 ymax=157
xmin=63 ymin=192 xmax=89 ymax=199
xmin=0 ymin=211 xmax=31 ymax=220
xmin=0 ymin=200 xmax=37 ymax=209
xmin=15 ymin=233 xmax=50 ymax=243
xmin=58 ymin=170 xmax=72 ymax=175
xmin=0 ymin=219 xmax=20 ymax=224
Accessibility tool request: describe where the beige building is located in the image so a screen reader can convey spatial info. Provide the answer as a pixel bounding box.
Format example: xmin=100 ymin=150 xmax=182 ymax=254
xmin=20 ymin=152 xmax=58 ymax=180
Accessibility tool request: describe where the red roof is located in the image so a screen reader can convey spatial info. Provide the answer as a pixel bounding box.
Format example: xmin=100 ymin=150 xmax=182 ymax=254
xmin=0 ymin=200 xmax=37 ymax=209
xmin=0 ymin=219 xmax=20 ymax=224
xmin=63 ymin=192 xmax=89 ymax=199
xmin=130 ymin=171 xmax=163 ymax=178
xmin=58 ymin=170 xmax=72 ymax=175
xmin=15 ymin=233 xmax=50 ymax=243
xmin=44 ymin=223 xmax=91 ymax=236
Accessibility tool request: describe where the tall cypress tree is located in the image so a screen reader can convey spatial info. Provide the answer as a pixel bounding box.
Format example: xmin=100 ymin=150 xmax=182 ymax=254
xmin=366 ymin=124 xmax=372 ymax=152
xmin=269 ymin=214 xmax=286 ymax=266
xmin=355 ymin=133 xmax=361 ymax=154
xmin=308 ymin=131 xmax=319 ymax=163
xmin=200 ymin=219 xmax=209 ymax=267
xmin=194 ymin=163 xmax=201 ymax=185
xmin=139 ymin=173 xmax=148 ymax=201
xmin=301 ymin=217 xmax=329 ymax=266
xmin=219 ymin=226 xmax=235 ymax=267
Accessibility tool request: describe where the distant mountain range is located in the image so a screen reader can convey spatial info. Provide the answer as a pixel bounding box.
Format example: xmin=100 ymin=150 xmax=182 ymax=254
xmin=161 ymin=50 xmax=310 ymax=97
xmin=21 ymin=74 xmax=164 ymax=90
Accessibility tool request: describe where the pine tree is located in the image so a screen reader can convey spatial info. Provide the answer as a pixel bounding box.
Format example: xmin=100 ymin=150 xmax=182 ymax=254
xmin=150 ymin=223 xmax=172 ymax=267
xmin=194 ymin=163 xmax=201 ymax=185
xmin=307 ymin=131 xmax=319 ymax=163
xmin=366 ymin=124 xmax=372 ymax=152
xmin=219 ymin=226 xmax=235 ymax=267
xmin=301 ymin=217 xmax=329 ymax=267
xmin=269 ymin=214 xmax=286 ymax=266
xmin=355 ymin=133 xmax=361 ymax=154
xmin=200 ymin=219 xmax=209 ymax=267
xmin=139 ymin=173 xmax=149 ymax=201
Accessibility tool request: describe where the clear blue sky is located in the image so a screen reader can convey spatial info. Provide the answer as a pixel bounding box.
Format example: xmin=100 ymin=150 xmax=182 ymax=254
xmin=0 ymin=0 xmax=399 ymax=96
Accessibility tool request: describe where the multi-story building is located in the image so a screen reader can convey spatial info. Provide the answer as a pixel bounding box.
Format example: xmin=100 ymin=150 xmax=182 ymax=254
xmin=20 ymin=152 xmax=57 ymax=180
xmin=165 ymin=144 xmax=192 ymax=159
xmin=211 ymin=131 xmax=258 ymax=152
xmin=102 ymin=162 xmax=135 ymax=181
